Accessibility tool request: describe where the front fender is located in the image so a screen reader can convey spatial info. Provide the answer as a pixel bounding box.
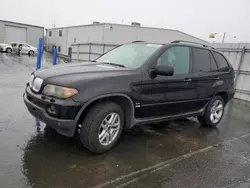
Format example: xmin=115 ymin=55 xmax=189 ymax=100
xmin=74 ymin=93 xmax=136 ymax=128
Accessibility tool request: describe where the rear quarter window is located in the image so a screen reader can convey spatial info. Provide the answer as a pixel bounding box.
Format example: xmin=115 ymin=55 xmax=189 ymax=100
xmin=213 ymin=52 xmax=230 ymax=72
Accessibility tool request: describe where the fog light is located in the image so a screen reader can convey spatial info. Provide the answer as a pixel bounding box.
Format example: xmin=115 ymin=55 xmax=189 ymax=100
xmin=47 ymin=105 xmax=56 ymax=115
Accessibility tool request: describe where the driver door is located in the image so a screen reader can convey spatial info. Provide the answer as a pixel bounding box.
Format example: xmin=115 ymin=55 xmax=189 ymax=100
xmin=140 ymin=46 xmax=199 ymax=117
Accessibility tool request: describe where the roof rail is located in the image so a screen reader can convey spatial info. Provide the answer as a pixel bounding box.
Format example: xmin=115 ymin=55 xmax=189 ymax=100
xmin=132 ymin=40 xmax=146 ymax=43
xmin=171 ymin=40 xmax=214 ymax=49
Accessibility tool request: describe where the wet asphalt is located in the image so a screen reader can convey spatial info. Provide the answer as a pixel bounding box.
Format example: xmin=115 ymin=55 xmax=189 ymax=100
xmin=0 ymin=52 xmax=250 ymax=188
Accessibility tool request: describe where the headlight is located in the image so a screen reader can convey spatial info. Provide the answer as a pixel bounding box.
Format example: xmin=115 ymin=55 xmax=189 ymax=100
xmin=29 ymin=74 xmax=35 ymax=87
xmin=42 ymin=84 xmax=78 ymax=99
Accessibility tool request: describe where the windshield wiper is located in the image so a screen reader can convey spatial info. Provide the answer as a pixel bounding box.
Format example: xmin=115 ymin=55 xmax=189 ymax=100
xmin=101 ymin=62 xmax=126 ymax=68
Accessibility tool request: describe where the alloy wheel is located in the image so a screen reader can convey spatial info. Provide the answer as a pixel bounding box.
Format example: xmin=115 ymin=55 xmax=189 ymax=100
xmin=210 ymin=100 xmax=224 ymax=124
xmin=98 ymin=112 xmax=121 ymax=146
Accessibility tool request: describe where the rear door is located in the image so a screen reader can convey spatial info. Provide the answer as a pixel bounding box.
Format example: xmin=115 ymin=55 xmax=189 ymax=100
xmin=191 ymin=47 xmax=220 ymax=108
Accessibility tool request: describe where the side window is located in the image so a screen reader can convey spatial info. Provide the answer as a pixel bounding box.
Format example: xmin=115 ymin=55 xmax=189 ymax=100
xmin=192 ymin=48 xmax=218 ymax=72
xmin=213 ymin=52 xmax=229 ymax=72
xmin=59 ymin=30 xmax=62 ymax=37
xmin=209 ymin=52 xmax=218 ymax=71
xmin=49 ymin=31 xmax=52 ymax=37
xmin=157 ymin=46 xmax=190 ymax=74
xmin=11 ymin=43 xmax=17 ymax=47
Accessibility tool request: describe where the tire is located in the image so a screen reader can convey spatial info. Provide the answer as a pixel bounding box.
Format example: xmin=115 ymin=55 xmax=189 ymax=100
xmin=198 ymin=95 xmax=225 ymax=127
xmin=28 ymin=50 xmax=35 ymax=56
xmin=80 ymin=102 xmax=124 ymax=153
xmin=6 ymin=48 xmax=12 ymax=53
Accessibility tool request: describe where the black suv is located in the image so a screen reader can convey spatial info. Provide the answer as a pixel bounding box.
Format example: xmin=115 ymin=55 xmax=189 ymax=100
xmin=24 ymin=41 xmax=235 ymax=153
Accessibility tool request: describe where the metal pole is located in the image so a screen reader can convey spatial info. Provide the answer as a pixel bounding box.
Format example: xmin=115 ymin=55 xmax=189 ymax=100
xmin=89 ymin=43 xmax=91 ymax=61
xmin=53 ymin=47 xmax=58 ymax=65
xmin=103 ymin=43 xmax=106 ymax=54
xmin=77 ymin=43 xmax=80 ymax=63
xmin=68 ymin=47 xmax=72 ymax=61
xmin=36 ymin=38 xmax=43 ymax=70
xmin=235 ymin=46 xmax=246 ymax=84
xmin=222 ymin=32 xmax=226 ymax=43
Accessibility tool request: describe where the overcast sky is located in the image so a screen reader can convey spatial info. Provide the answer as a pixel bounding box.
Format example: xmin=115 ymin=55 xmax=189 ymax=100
xmin=1 ymin=0 xmax=249 ymax=42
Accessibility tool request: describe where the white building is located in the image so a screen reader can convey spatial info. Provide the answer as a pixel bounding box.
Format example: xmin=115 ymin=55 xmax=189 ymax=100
xmin=46 ymin=22 xmax=207 ymax=57
xmin=0 ymin=20 xmax=44 ymax=47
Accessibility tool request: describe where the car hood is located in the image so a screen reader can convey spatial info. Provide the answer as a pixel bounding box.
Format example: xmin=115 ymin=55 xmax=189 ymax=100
xmin=34 ymin=62 xmax=136 ymax=87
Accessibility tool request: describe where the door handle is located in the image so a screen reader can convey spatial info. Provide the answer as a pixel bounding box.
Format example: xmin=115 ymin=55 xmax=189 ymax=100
xmin=214 ymin=76 xmax=220 ymax=80
xmin=184 ymin=78 xmax=192 ymax=82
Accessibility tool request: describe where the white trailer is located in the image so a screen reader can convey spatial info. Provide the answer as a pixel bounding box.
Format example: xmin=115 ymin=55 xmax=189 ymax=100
xmin=46 ymin=22 xmax=208 ymax=57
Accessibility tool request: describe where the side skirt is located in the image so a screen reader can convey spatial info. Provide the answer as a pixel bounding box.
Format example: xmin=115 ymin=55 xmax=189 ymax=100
xmin=132 ymin=107 xmax=206 ymax=127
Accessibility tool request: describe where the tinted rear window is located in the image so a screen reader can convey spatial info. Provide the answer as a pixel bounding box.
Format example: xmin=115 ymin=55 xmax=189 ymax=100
xmin=213 ymin=52 xmax=229 ymax=72
xmin=192 ymin=48 xmax=218 ymax=72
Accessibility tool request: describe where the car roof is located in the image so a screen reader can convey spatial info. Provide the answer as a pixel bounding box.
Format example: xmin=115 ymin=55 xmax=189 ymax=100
xmin=132 ymin=40 xmax=216 ymax=51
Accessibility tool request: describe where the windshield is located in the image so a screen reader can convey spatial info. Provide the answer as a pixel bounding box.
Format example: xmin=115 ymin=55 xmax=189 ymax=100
xmin=96 ymin=43 xmax=162 ymax=68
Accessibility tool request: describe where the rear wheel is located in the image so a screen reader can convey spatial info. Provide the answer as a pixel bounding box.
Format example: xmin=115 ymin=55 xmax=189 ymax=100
xmin=6 ymin=48 xmax=12 ymax=53
xmin=80 ymin=102 xmax=124 ymax=153
xmin=28 ymin=50 xmax=35 ymax=56
xmin=198 ymin=95 xmax=225 ymax=127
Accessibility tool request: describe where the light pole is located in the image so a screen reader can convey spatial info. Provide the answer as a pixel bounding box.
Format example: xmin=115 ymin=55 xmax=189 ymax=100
xmin=222 ymin=32 xmax=226 ymax=43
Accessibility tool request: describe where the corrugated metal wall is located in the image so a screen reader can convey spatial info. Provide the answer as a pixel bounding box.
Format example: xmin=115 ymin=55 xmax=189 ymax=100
xmin=0 ymin=20 xmax=44 ymax=47
xmin=47 ymin=23 xmax=208 ymax=56
xmin=214 ymin=43 xmax=250 ymax=101
xmin=71 ymin=43 xmax=117 ymax=61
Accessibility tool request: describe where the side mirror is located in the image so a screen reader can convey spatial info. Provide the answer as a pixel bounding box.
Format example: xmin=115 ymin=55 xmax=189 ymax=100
xmin=150 ymin=65 xmax=174 ymax=78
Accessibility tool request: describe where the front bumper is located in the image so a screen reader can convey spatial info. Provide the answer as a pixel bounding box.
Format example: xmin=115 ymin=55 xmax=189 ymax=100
xmin=23 ymin=86 xmax=81 ymax=137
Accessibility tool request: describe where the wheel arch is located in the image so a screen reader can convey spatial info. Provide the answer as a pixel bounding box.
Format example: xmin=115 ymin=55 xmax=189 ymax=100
xmin=29 ymin=50 xmax=35 ymax=55
xmin=216 ymin=91 xmax=229 ymax=104
xmin=76 ymin=94 xmax=135 ymax=129
xmin=6 ymin=47 xmax=12 ymax=52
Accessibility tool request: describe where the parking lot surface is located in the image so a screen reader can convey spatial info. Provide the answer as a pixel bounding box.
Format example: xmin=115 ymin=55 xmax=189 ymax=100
xmin=1 ymin=53 xmax=250 ymax=188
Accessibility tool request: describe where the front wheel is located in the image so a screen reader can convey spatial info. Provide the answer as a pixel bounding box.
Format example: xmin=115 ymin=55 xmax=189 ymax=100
xmin=28 ymin=50 xmax=35 ymax=56
xmin=198 ymin=95 xmax=225 ymax=127
xmin=80 ymin=102 xmax=124 ymax=153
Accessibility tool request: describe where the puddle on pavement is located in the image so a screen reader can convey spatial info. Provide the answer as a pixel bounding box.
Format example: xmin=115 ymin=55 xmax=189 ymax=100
xmin=1 ymin=53 xmax=250 ymax=187
xmin=21 ymin=102 xmax=250 ymax=188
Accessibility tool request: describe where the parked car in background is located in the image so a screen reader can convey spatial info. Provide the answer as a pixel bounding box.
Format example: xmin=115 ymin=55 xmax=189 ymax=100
xmin=24 ymin=41 xmax=235 ymax=153
xmin=11 ymin=43 xmax=37 ymax=55
xmin=0 ymin=43 xmax=13 ymax=53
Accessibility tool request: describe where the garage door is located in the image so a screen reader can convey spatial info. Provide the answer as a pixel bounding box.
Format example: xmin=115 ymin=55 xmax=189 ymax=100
xmin=5 ymin=25 xmax=27 ymax=44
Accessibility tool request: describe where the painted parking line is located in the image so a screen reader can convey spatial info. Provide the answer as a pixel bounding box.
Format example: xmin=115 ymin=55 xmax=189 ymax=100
xmin=94 ymin=132 xmax=250 ymax=188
